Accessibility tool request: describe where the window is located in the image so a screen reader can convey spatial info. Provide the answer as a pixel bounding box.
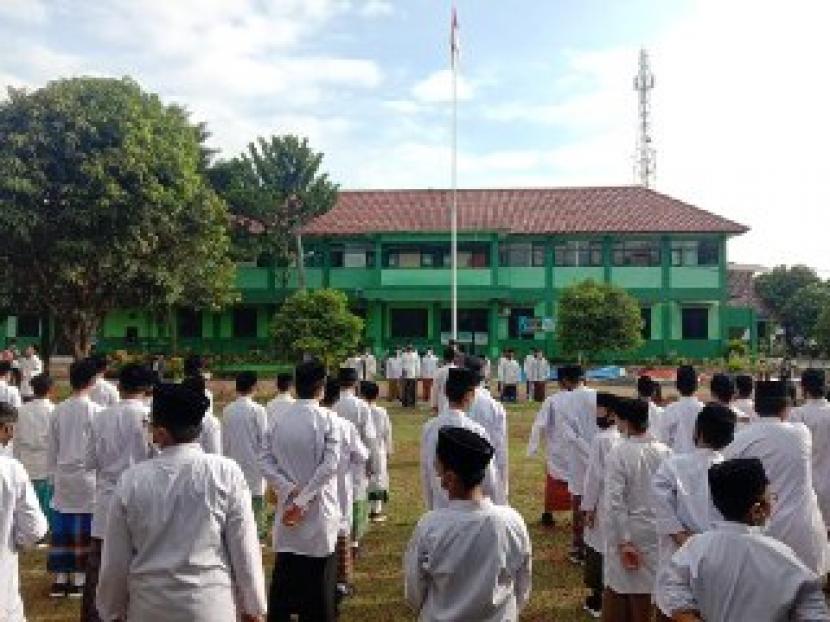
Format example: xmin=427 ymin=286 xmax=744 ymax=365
xmin=641 ymin=307 xmax=652 ymax=340
xmin=233 ymin=308 xmax=258 ymax=339
xmin=671 ymin=240 xmax=720 ymax=266
xmin=178 ymin=308 xmax=202 ymax=339
xmin=390 ymin=308 xmax=429 ymax=338
xmin=612 ymin=240 xmax=661 ymax=267
xmin=554 ymin=241 xmax=604 ymax=267
xmin=499 ymin=242 xmax=546 ymax=267
xmin=682 ymin=307 xmax=709 ymax=341
xmin=16 ymin=315 xmax=40 ymax=338
xmin=330 ymin=243 xmax=375 ymax=268
xmin=508 ymin=307 xmax=535 ymax=340
xmin=384 ymin=243 xmax=489 ymax=269
xmin=440 ymin=309 xmax=489 ymax=333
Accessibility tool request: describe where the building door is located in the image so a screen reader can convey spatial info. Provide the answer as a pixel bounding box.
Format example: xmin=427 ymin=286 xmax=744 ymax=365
xmin=440 ymin=309 xmax=489 ymax=355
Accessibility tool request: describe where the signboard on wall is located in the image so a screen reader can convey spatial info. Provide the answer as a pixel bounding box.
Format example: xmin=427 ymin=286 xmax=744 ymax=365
xmin=518 ymin=317 xmax=555 ymax=334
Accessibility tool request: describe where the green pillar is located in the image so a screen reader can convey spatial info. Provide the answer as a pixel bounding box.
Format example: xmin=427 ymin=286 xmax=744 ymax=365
xmin=374 ymin=237 xmax=383 ymax=287
xmin=603 ymin=235 xmax=613 ymax=283
xmin=368 ymin=299 xmax=383 ymax=356
xmin=661 ymin=236 xmax=672 ymax=358
xmin=490 ymin=235 xmax=500 ymax=288
xmin=322 ymin=239 xmax=331 ymax=288
xmin=488 ymin=299 xmax=499 ymax=359
xmin=544 ymin=239 xmax=555 ymax=357
xmin=718 ymin=236 xmax=728 ymax=353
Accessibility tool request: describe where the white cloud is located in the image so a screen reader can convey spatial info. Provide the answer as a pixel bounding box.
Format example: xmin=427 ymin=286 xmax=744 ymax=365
xmin=359 ymin=0 xmax=394 ymax=18
xmin=0 ymin=0 xmax=48 ymax=23
xmin=411 ymin=69 xmax=475 ymax=104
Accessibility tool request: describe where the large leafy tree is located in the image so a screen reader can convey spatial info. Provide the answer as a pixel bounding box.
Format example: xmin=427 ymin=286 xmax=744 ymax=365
xmin=780 ymin=283 xmax=830 ymax=352
xmin=755 ymin=265 xmax=826 ymax=353
xmin=271 ymin=289 xmax=363 ymax=371
xmin=0 ymin=77 xmax=236 ymax=359
xmin=208 ymin=135 xmax=338 ymax=287
xmin=556 ymin=279 xmax=644 ymax=361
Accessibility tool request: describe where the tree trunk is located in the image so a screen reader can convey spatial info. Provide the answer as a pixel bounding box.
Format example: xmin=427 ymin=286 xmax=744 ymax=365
xmin=67 ymin=314 xmax=100 ymax=360
xmin=39 ymin=312 xmax=52 ymax=374
xmin=296 ymin=233 xmax=306 ymax=290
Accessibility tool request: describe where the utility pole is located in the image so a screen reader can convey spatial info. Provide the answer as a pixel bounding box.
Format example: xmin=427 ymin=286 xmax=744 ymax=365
xmin=633 ymin=48 xmax=657 ymax=188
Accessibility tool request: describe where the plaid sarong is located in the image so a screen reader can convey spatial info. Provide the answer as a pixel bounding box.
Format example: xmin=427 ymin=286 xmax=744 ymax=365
xmin=336 ymin=533 xmax=353 ymax=585
xmin=31 ymin=479 xmax=54 ymax=528
xmin=48 ymin=511 xmax=92 ymax=573
xmin=351 ymin=499 xmax=369 ymax=542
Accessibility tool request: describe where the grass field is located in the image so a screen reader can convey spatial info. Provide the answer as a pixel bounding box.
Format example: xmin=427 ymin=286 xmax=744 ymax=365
xmin=20 ymin=399 xmax=592 ymax=621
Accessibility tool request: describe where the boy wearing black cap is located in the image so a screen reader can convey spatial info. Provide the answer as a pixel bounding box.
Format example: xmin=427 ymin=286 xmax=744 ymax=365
xmin=13 ymin=373 xmax=55 ymax=523
xmin=580 ymin=392 xmax=622 ymax=618
xmin=260 ymin=359 xmax=343 ymax=622
xmin=0 ymin=360 xmax=22 ymax=408
xmin=466 ymin=356 xmax=509 ymax=503
xmin=333 ymin=367 xmax=378 ymax=554
xmin=183 ymin=356 xmax=221 ymax=455
xmin=0 ymin=401 xmax=49 ymax=622
xmin=222 ymin=371 xmax=269 ymax=540
xmin=652 ymin=404 xmax=736 ymax=621
xmin=430 ymin=346 xmax=458 ymax=414
xmin=46 ymin=359 xmax=102 ymax=598
xmin=603 ymin=398 xmax=671 ymax=622
xmin=790 ymin=369 xmax=830 ymax=531
xmin=560 ymin=364 xmax=598 ymax=564
xmin=724 ymin=380 xmax=830 ymax=575
xmin=266 ymin=372 xmax=296 ymax=429
xmin=360 ymin=380 xmax=393 ymax=523
xmin=656 ymin=458 xmax=830 ymax=621
xmin=405 ymin=426 xmax=532 ymax=621
xmin=734 ymin=374 xmax=756 ymax=424
xmin=420 ymin=367 xmax=504 ymax=510
xmin=657 ymin=366 xmax=704 ymax=453
xmin=637 ymin=375 xmax=663 ymax=432
xmin=97 ymin=383 xmax=266 ymax=621
xmin=82 ymin=363 xmax=153 ymax=621
xmin=498 ymin=350 xmax=521 ymax=403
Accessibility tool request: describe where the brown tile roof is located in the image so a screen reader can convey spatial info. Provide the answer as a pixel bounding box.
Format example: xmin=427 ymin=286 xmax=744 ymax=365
xmin=302 ymin=186 xmax=748 ymax=237
xmin=728 ymin=267 xmax=769 ymax=315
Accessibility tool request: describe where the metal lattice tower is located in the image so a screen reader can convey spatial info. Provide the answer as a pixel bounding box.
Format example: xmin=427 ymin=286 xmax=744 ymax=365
xmin=633 ymin=48 xmax=656 ymax=188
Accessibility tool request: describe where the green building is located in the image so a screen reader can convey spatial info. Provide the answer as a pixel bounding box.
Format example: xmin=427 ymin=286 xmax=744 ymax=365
xmin=2 ymin=186 xmax=761 ymax=360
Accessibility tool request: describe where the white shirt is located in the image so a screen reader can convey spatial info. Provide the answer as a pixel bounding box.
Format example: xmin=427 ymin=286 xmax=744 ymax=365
xmin=260 ymin=399 xmax=342 ymax=557
xmin=658 ymin=395 xmax=704 ymax=453
xmin=89 ymin=376 xmax=119 ymax=408
xmin=527 ymin=391 xmax=571 ymax=481
xmin=17 ymin=355 xmax=42 ymax=398
xmin=369 ymin=404 xmax=393 ymax=492
xmin=0 ymin=379 xmax=22 ymax=408
xmin=404 ymin=498 xmax=532 ymax=622
xmin=97 ymin=444 xmax=267 ymax=621
xmin=469 ymin=387 xmax=509 ymax=499
xmin=12 ymin=398 xmax=54 ymax=480
xmin=498 ymin=359 xmax=522 ymax=385
xmin=734 ymin=398 xmax=757 ymax=425
xmin=655 ymin=521 xmax=829 ymax=621
xmin=525 ymin=356 xmax=550 ymax=382
xmin=48 ymin=394 xmax=101 ymax=513
xmin=360 ymin=354 xmax=377 ymax=381
xmin=420 ymin=354 xmax=439 ymax=379
xmin=790 ymin=398 xmax=830 ymax=525
xmin=332 ymin=415 xmax=367 ymax=534
xmin=0 ymin=456 xmax=48 ymax=622
xmin=265 ymin=393 xmax=295 ymax=431
xmin=430 ymin=363 xmax=455 ymax=413
xmin=652 ymin=448 xmax=723 ymax=575
xmin=604 ymin=434 xmax=672 ymax=594
xmin=561 ymin=385 xmax=598 ymax=495
xmin=86 ymin=398 xmax=152 ymax=538
xmin=334 ymin=389 xmax=378 ymax=496
xmin=400 ymin=351 xmax=421 ymax=379
xmin=647 ymin=400 xmax=664 ymax=434
xmin=222 ymin=396 xmax=268 ymax=496
xmin=198 ymin=413 xmax=222 ymax=455
xmin=420 ymin=409 xmax=505 ymax=510
xmin=724 ymin=418 xmax=830 ymax=574
xmin=580 ymin=426 xmax=622 ymax=553
xmin=386 ymin=355 xmax=402 ymax=380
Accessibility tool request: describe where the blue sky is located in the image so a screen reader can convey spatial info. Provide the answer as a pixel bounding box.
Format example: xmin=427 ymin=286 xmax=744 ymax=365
xmin=1 ymin=0 xmax=829 ymax=271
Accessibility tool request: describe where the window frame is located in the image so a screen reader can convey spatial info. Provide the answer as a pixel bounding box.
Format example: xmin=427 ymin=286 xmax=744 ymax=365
xmin=554 ymin=240 xmax=604 ymax=267
xmin=681 ymin=306 xmax=709 ymax=341
xmin=389 ymin=308 xmax=429 ymax=339
xmin=612 ymin=240 xmax=661 ymax=267
xmin=670 ymin=239 xmax=720 ymax=267
xmin=232 ymin=307 xmax=259 ymax=339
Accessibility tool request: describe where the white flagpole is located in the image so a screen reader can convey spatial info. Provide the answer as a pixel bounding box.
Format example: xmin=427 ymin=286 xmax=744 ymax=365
xmin=450 ymin=6 xmax=459 ymax=342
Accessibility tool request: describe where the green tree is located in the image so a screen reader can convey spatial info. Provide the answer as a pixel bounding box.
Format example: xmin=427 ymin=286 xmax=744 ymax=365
xmin=209 ymin=135 xmax=338 ymax=288
xmin=271 ymin=289 xmax=363 ymax=371
xmin=556 ymin=280 xmax=644 ymax=361
xmin=780 ymin=283 xmax=830 ymax=352
xmin=815 ymin=307 xmax=830 ymax=356
xmin=0 ymin=77 xmax=236 ymax=359
xmin=755 ymin=265 xmax=823 ymax=352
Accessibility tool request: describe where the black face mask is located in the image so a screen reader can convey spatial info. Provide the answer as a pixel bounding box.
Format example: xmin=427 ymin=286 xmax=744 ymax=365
xmin=596 ymin=416 xmax=614 ymax=430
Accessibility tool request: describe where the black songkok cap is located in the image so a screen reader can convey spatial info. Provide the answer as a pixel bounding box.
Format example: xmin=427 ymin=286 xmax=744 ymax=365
xmin=447 ymin=367 xmax=477 ymax=393
xmin=0 ymin=402 xmax=18 ymax=423
xmin=802 ymin=369 xmax=826 ymax=395
xmin=119 ymin=363 xmax=151 ymax=392
xmin=338 ymin=367 xmax=359 ymax=383
xmin=615 ymin=397 xmax=649 ymax=427
xmin=708 ymin=457 xmax=768 ymax=522
xmin=596 ymin=392 xmax=618 ymax=410
xmin=562 ymin=365 xmax=583 ymax=382
xmin=464 ymin=356 xmax=486 ymax=382
xmin=755 ymin=380 xmax=790 ymax=416
xmin=436 ymin=426 xmax=494 ymax=479
xmin=151 ymin=383 xmax=209 ymax=429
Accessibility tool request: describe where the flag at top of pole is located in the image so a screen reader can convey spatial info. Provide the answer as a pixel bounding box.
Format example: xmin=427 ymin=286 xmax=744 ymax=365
xmin=449 ymin=4 xmax=460 ymax=341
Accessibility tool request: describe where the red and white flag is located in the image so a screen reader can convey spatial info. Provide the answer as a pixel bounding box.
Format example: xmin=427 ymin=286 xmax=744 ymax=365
xmin=450 ymin=6 xmax=460 ymax=68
